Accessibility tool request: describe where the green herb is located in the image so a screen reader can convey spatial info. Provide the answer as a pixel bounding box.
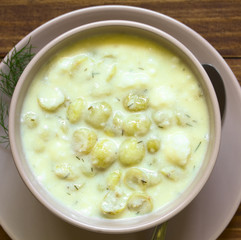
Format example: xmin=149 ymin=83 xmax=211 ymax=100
xmin=0 ymin=38 xmax=35 ymax=145
xmin=194 ymin=141 xmax=202 ymax=152
xmin=0 ymin=39 xmax=35 ymax=97
xmin=63 ymin=173 xmax=70 ymax=179
xmin=0 ymin=98 xmax=9 ymax=144
xmin=127 ymin=103 xmax=134 ymax=108
xmin=91 ymin=72 xmax=100 ymax=78
xmin=141 ymin=179 xmax=147 ymax=184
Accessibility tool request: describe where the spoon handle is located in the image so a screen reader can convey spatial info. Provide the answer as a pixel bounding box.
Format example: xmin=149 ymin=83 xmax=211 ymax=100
xmin=151 ymin=222 xmax=168 ymax=240
xmin=202 ymin=64 xmax=226 ymax=121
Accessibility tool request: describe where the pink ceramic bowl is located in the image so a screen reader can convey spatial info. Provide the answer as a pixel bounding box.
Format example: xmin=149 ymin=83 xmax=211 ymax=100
xmin=9 ymin=20 xmax=221 ymax=233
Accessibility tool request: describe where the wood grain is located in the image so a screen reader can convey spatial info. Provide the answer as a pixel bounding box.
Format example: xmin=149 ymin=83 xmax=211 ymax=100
xmin=0 ymin=0 xmax=241 ymax=57
xmin=0 ymin=1 xmax=240 ymax=239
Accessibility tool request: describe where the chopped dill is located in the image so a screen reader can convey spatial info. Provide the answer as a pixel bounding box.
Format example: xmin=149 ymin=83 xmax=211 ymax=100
xmin=91 ymin=72 xmax=100 ymax=78
xmin=63 ymin=173 xmax=70 ymax=179
xmin=194 ymin=141 xmax=202 ymax=152
xmin=127 ymin=103 xmax=134 ymax=108
xmin=141 ymin=179 xmax=147 ymax=184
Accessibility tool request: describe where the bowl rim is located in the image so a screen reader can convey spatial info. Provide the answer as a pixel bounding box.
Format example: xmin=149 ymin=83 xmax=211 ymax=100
xmin=9 ymin=19 xmax=221 ymax=233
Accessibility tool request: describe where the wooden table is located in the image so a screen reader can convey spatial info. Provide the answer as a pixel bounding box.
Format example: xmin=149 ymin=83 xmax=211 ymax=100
xmin=0 ymin=1 xmax=240 ymax=239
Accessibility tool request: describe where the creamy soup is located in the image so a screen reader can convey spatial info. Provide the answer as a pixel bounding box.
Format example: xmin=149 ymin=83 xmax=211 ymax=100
xmin=21 ymin=32 xmax=209 ymax=218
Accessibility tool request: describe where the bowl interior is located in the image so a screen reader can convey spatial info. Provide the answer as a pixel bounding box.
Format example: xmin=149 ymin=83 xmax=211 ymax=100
xmin=9 ymin=20 xmax=221 ymax=233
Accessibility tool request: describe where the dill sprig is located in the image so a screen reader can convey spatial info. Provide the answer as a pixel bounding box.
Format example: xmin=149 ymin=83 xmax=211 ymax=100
xmin=0 ymin=39 xmax=35 ymax=97
xmin=0 ymin=98 xmax=9 ymax=144
xmin=0 ymin=38 xmax=35 ymax=145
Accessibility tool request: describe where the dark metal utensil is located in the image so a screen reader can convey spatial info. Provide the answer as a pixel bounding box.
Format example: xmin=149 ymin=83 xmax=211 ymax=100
xmin=202 ymin=64 xmax=226 ymax=120
xmin=151 ymin=222 xmax=168 ymax=240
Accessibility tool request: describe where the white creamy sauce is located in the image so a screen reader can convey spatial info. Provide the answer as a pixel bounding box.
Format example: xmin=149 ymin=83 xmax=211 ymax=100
xmin=21 ymin=33 xmax=209 ymax=218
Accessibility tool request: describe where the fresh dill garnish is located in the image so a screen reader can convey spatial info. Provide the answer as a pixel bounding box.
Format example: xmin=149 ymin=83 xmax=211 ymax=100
xmin=0 ymin=38 xmax=35 ymax=145
xmin=0 ymin=39 xmax=35 ymax=97
xmin=0 ymin=98 xmax=9 ymax=144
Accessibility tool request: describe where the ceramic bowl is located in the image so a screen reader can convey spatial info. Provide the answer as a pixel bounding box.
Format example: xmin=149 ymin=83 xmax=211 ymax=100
xmin=9 ymin=20 xmax=221 ymax=233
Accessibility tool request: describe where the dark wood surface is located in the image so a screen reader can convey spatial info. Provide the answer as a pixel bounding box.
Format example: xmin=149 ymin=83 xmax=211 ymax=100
xmin=0 ymin=1 xmax=240 ymax=239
